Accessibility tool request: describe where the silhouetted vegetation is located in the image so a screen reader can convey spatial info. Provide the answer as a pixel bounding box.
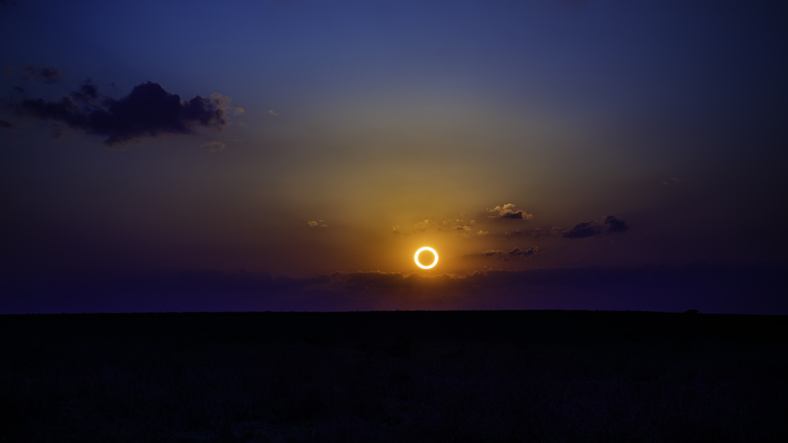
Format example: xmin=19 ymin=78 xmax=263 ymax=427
xmin=1 ymin=310 xmax=786 ymax=442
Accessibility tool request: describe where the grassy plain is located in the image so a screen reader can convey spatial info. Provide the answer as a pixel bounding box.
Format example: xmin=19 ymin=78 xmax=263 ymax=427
xmin=1 ymin=310 xmax=786 ymax=442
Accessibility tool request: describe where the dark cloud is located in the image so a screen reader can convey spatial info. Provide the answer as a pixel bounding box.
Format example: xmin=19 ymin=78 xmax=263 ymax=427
xmin=561 ymin=216 xmax=629 ymax=238
xmin=604 ymin=215 xmax=629 ymax=233
xmin=24 ymin=65 xmax=64 ymax=83
xmin=561 ymin=221 xmax=600 ymax=239
xmin=16 ymin=96 xmax=86 ymax=128
xmin=508 ymin=246 xmax=538 ymax=257
xmin=494 ymin=218 xmax=627 ymax=240
xmin=71 ymin=80 xmax=100 ymax=104
xmin=487 ymin=204 xmax=533 ymax=221
xmin=530 ymin=227 xmax=563 ymax=238
xmin=0 ymin=119 xmax=16 ymax=129
xmin=502 ymin=211 xmax=528 ymax=220
xmin=15 ymin=81 xmax=233 ymax=145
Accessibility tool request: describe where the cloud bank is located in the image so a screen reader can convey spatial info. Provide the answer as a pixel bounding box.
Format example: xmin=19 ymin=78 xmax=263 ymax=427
xmin=2 ymin=265 xmax=784 ymax=314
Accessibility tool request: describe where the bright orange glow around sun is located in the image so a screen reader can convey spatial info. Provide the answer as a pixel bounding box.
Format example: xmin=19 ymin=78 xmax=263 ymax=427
xmin=414 ymin=247 xmax=438 ymax=269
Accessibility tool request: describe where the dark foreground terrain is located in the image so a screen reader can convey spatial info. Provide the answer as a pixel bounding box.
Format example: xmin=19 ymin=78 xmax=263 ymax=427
xmin=1 ymin=310 xmax=786 ymax=442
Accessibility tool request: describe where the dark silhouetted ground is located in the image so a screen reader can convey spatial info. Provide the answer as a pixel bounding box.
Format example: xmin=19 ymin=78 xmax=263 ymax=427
xmin=1 ymin=310 xmax=786 ymax=442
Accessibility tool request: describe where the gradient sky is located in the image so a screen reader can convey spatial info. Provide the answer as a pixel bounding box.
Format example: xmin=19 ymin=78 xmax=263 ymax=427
xmin=2 ymin=0 xmax=786 ymax=313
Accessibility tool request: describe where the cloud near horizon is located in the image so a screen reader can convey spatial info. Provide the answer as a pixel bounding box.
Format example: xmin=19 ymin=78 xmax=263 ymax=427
xmin=468 ymin=246 xmax=539 ymax=260
xmin=3 ymin=265 xmax=784 ymax=314
xmin=14 ymin=81 xmax=235 ymax=146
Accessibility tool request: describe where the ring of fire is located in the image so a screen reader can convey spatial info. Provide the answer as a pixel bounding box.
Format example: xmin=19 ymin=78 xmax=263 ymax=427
xmin=414 ymin=247 xmax=439 ymax=269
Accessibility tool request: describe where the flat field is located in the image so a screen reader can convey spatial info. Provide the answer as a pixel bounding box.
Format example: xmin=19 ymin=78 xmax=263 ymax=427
xmin=1 ymin=310 xmax=786 ymax=442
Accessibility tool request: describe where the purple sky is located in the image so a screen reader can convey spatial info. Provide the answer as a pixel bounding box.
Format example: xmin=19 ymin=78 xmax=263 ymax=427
xmin=1 ymin=0 xmax=786 ymax=313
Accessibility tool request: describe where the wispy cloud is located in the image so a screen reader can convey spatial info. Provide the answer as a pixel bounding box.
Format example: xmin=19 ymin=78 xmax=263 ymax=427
xmin=562 ymin=216 xmax=629 ymax=239
xmin=201 ymin=140 xmax=226 ymax=152
xmin=468 ymin=246 xmax=538 ymax=260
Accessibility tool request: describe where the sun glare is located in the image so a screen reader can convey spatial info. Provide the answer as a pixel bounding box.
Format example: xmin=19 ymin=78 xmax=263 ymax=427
xmin=414 ymin=247 xmax=438 ymax=269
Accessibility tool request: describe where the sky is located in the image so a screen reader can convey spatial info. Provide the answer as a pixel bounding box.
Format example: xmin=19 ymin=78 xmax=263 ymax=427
xmin=1 ymin=0 xmax=786 ymax=314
